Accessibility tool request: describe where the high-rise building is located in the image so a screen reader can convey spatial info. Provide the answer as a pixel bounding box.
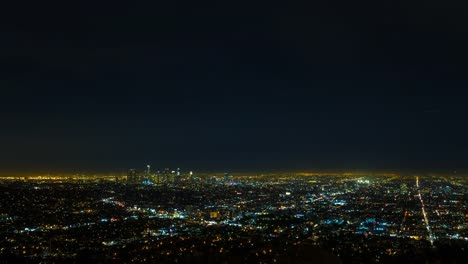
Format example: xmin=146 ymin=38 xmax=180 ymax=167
xmin=127 ymin=169 xmax=139 ymax=184
xmin=173 ymin=168 xmax=181 ymax=183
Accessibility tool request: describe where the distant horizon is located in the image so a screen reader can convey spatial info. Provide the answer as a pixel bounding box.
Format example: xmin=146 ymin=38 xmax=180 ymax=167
xmin=0 ymin=167 xmax=465 ymax=177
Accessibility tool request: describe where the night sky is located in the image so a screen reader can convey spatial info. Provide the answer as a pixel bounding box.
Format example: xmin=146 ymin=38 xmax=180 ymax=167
xmin=1 ymin=1 xmax=468 ymax=173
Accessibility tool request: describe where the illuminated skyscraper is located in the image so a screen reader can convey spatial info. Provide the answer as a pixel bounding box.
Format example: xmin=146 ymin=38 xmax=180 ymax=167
xmin=127 ymin=169 xmax=138 ymax=184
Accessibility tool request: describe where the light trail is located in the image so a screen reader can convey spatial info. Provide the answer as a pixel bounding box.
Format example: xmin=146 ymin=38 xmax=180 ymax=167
xmin=415 ymin=176 xmax=434 ymax=246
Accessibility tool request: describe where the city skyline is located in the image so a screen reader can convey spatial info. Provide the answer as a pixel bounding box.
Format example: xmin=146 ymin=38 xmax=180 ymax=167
xmin=0 ymin=166 xmax=466 ymax=178
xmin=1 ymin=1 xmax=467 ymax=262
xmin=0 ymin=171 xmax=465 ymax=263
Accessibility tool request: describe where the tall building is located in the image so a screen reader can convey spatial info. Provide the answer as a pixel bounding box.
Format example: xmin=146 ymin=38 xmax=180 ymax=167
xmin=173 ymin=168 xmax=181 ymax=183
xmin=146 ymin=165 xmax=151 ymax=176
xmin=127 ymin=169 xmax=139 ymax=184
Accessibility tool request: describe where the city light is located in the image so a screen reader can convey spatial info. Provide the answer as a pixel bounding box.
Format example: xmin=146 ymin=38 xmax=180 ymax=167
xmin=0 ymin=170 xmax=466 ymax=262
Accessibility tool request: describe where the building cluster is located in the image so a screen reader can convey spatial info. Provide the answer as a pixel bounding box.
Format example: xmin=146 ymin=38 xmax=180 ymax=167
xmin=126 ymin=166 xmax=186 ymax=184
xmin=0 ymin=171 xmax=466 ymax=263
xmin=126 ymin=166 xmax=233 ymax=185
